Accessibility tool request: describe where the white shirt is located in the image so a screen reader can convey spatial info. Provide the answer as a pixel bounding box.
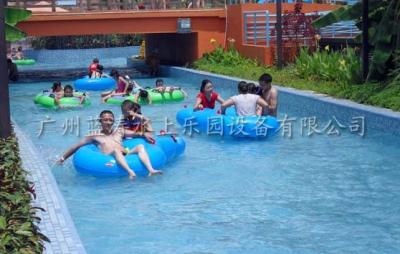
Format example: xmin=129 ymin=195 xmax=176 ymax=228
xmin=230 ymin=94 xmax=260 ymax=116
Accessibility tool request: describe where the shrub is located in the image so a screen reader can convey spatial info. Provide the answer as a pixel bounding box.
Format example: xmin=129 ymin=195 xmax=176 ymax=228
xmin=30 ymin=34 xmax=143 ymax=49
xmin=194 ymin=42 xmax=259 ymax=69
xmin=294 ymin=46 xmax=362 ymax=84
xmin=0 ymin=135 xmax=49 ymax=254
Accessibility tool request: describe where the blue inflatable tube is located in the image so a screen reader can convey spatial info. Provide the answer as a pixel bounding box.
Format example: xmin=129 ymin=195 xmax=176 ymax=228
xmin=74 ymin=76 xmax=116 ymax=91
xmin=73 ymin=135 xmax=185 ymax=177
xmin=176 ymin=108 xmax=280 ymax=138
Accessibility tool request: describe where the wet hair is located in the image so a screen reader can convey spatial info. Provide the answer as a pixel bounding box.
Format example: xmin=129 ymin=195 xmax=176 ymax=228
xmin=259 ymin=73 xmax=272 ymax=84
xmin=247 ymin=82 xmax=258 ymax=94
xmin=93 ymin=58 xmax=99 ymax=63
xmin=139 ymin=89 xmax=149 ymax=99
xmin=126 ymin=84 xmax=133 ymax=94
xmin=99 ymin=110 xmax=114 ymax=119
xmin=52 ymin=81 xmax=62 ymax=92
xmin=200 ymin=79 xmax=212 ymax=93
xmin=238 ymin=81 xmax=248 ymax=94
xmin=121 ymin=100 xmax=134 ymax=114
xmin=17 ymin=46 xmax=22 ymax=51
xmin=155 ymin=79 xmax=164 ymax=86
xmin=64 ymin=85 xmax=73 ymax=92
xmin=110 ymin=69 xmax=120 ymax=79
xmin=97 ymin=65 xmax=104 ymax=71
xmin=131 ymin=102 xmax=141 ymax=113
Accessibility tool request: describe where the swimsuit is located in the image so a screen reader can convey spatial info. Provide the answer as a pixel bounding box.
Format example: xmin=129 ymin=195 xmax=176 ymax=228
xmin=197 ymin=92 xmax=219 ymax=109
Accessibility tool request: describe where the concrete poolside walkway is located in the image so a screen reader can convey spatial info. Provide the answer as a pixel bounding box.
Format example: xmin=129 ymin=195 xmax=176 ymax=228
xmin=14 ymin=122 xmax=87 ymax=254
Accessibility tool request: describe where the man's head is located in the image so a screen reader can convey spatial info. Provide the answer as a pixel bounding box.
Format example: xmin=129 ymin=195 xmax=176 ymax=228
xmin=93 ymin=58 xmax=99 ymax=64
xmin=238 ymin=81 xmax=248 ymax=94
xmin=259 ymin=73 xmax=272 ymax=91
xmin=99 ymin=110 xmax=115 ymax=132
xmin=64 ymin=85 xmax=73 ymax=97
xmin=155 ymin=79 xmax=164 ymax=87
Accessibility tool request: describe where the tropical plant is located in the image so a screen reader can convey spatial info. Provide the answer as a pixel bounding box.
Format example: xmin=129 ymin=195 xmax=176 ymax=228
xmin=312 ymin=0 xmax=400 ymax=80
xmin=294 ymin=46 xmax=362 ymax=84
xmin=269 ymin=2 xmax=319 ymax=64
xmin=281 ymin=2 xmax=319 ymax=47
xmin=0 ymin=135 xmax=49 ymax=253
xmin=194 ymin=38 xmax=259 ymax=68
xmin=5 ymin=7 xmax=32 ymax=42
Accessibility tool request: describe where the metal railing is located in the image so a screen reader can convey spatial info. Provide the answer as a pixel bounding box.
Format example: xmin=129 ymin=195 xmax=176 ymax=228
xmin=232 ymin=0 xmax=359 ymax=4
xmin=243 ymin=10 xmax=271 ymax=46
xmin=6 ymin=0 xmax=226 ymax=12
xmin=319 ymin=20 xmax=360 ymax=38
xmin=243 ymin=10 xmax=360 ymax=46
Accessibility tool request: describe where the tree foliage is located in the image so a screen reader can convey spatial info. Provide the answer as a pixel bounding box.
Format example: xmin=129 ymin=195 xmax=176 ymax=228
xmin=5 ymin=7 xmax=32 ymax=42
xmin=312 ymin=0 xmax=400 ymax=80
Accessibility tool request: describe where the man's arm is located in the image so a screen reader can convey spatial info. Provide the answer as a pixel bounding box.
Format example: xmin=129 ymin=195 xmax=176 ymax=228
xmin=257 ymin=97 xmax=269 ymax=115
xmin=58 ymin=136 xmax=93 ymax=163
xmin=221 ymin=98 xmax=235 ymax=115
xmin=269 ymin=89 xmax=278 ymax=111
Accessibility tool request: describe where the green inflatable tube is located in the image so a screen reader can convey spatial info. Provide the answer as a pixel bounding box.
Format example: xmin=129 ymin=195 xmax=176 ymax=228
xmin=13 ymin=59 xmax=36 ymax=65
xmin=106 ymin=89 xmax=185 ymax=106
xmin=34 ymin=92 xmax=91 ymax=109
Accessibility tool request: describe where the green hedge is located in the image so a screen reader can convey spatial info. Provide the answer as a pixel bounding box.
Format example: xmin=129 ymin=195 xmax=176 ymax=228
xmin=0 ymin=135 xmax=49 ymax=254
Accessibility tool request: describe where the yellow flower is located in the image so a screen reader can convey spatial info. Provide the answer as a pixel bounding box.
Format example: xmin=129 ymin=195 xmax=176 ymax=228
xmin=324 ymin=45 xmax=330 ymax=51
xmin=339 ymin=59 xmax=346 ymax=66
xmin=210 ymin=38 xmax=216 ymax=45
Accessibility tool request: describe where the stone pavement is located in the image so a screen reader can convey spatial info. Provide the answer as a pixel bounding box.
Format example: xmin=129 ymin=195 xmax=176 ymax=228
xmin=14 ymin=122 xmax=87 ymax=254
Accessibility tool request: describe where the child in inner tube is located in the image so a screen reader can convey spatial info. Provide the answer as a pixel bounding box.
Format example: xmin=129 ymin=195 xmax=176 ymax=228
xmin=88 ymin=58 xmax=99 ymax=77
xmin=152 ymin=79 xmax=188 ymax=98
xmin=55 ymin=84 xmax=86 ymax=107
xmin=120 ymin=100 xmax=155 ymax=144
xmin=48 ymin=81 xmax=64 ymax=99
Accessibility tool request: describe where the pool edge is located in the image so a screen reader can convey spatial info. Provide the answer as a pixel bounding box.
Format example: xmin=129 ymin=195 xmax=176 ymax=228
xmin=164 ymin=66 xmax=400 ymax=134
xmin=13 ymin=119 xmax=87 ymax=254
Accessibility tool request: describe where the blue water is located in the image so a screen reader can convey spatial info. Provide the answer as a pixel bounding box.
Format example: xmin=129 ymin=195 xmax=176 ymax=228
xmin=19 ymin=47 xmax=139 ymax=71
xmin=9 ymin=76 xmax=400 ymax=254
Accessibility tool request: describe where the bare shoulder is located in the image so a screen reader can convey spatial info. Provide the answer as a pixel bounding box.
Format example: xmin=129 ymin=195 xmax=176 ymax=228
xmin=271 ymin=87 xmax=278 ymax=96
